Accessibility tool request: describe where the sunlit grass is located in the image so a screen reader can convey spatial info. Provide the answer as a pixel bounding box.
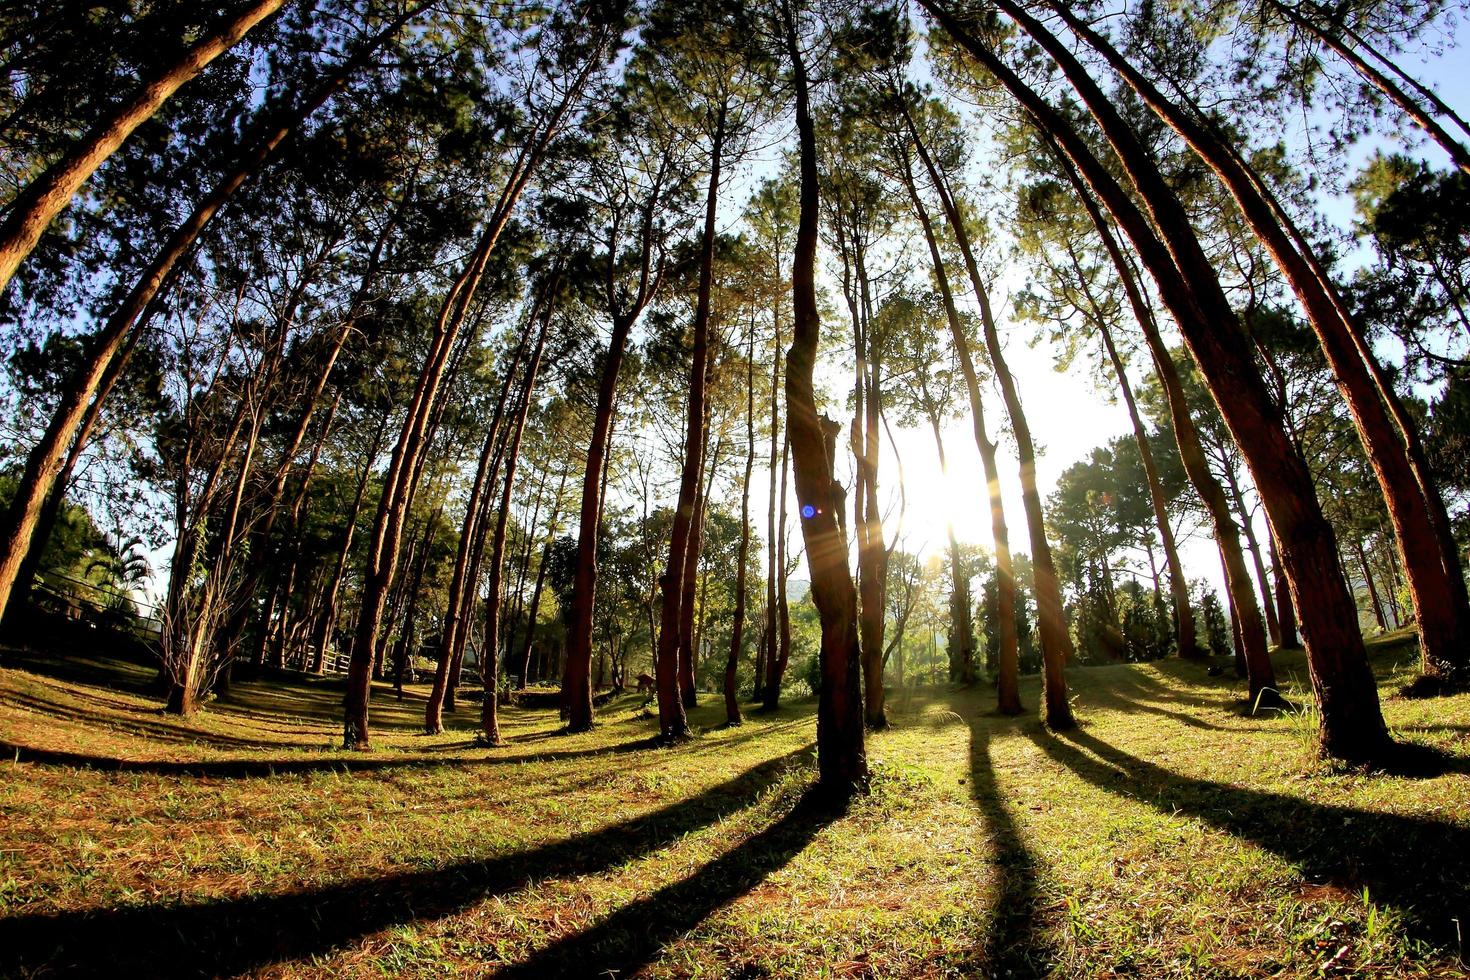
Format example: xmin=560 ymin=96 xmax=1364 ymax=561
xmin=0 ymin=632 xmax=1465 ymax=977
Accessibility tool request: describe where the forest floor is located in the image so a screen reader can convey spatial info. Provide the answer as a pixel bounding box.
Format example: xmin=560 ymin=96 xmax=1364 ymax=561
xmin=0 ymin=632 xmax=1466 ymax=978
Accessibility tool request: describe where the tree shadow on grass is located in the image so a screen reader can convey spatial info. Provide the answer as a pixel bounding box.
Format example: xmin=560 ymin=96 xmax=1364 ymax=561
xmin=1027 ymin=726 xmax=1470 ymax=952
xmin=0 ymin=689 xmax=295 ymax=750
xmin=0 ymin=747 xmax=813 ymax=977
xmin=0 ymin=732 xmax=668 ymax=778
xmin=495 ymin=786 xmax=842 ymax=978
xmin=967 ymin=720 xmax=1054 ymax=978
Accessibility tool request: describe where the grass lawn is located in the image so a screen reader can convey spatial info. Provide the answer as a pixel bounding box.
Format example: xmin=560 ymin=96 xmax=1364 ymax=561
xmin=0 ymin=631 xmax=1466 ymax=977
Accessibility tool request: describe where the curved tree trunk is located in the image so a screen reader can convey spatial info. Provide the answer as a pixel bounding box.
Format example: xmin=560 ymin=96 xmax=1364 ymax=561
xmin=896 ymin=139 xmax=1022 ymax=716
xmin=782 ymin=0 xmax=866 ymax=799
xmin=1046 ymin=0 xmax=1468 ymax=686
xmin=905 ymin=111 xmax=1070 ymax=726
xmin=1057 ymin=141 xmax=1276 ymax=702
xmin=344 ymin=39 xmax=605 ymax=747
xmin=0 ymin=0 xmax=288 ymax=298
xmin=0 ymin=19 xmax=409 ymax=625
xmin=480 ymin=301 xmax=550 ymax=745
xmin=1062 ymin=240 xmax=1200 ymax=659
xmin=312 ymin=408 xmax=391 ymax=674
xmin=425 ymin=319 xmax=536 ymax=733
xmin=924 ymin=0 xmax=1387 ymax=759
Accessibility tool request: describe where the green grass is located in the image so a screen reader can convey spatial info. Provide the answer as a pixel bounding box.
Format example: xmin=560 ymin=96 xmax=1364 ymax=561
xmin=0 ymin=631 xmax=1466 ymax=977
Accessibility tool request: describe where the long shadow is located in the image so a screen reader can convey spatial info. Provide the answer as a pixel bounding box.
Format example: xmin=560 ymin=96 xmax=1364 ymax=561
xmin=0 ymin=691 xmax=295 ymax=750
xmin=496 ymin=787 xmax=840 ymax=978
xmin=0 ymin=733 xmax=664 ymax=779
xmin=968 ymin=721 xmax=1052 ymax=977
xmin=0 ymin=747 xmax=813 ymax=978
xmin=1078 ymin=663 xmax=1250 ymax=718
xmin=1091 ymin=686 xmax=1282 ymax=733
xmin=1028 ymin=727 xmax=1470 ymax=951
xmin=0 ymin=647 xmax=159 ymax=697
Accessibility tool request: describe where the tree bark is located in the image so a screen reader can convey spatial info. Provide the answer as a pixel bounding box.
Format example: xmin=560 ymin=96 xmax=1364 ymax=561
xmin=1053 ymin=133 xmax=1277 ymax=701
xmin=425 ymin=316 xmax=537 ymax=733
xmin=896 ymin=138 xmax=1022 ymax=715
xmin=311 ymin=404 xmax=391 ymax=672
xmin=926 ymin=0 xmax=1387 ymax=758
xmin=1046 ymin=0 xmax=1468 ymax=686
xmin=480 ymin=299 xmax=550 ymax=745
xmin=344 ymin=39 xmax=606 ymax=747
xmin=1061 ymin=239 xmax=1200 ymax=659
xmin=1356 ymin=536 xmax=1389 ymax=632
xmin=562 ymin=117 xmax=673 ymax=729
xmin=678 ymin=433 xmax=715 ymax=710
xmin=0 ymin=0 xmax=288 ymax=298
xmin=1222 ymin=461 xmax=1282 ymax=646
xmin=727 ymin=316 xmax=757 ymax=727
xmin=0 ymin=17 xmax=410 ymax=625
xmin=762 ymin=257 xmax=783 ymax=706
xmin=782 ymin=0 xmax=867 ymax=799
xmin=1267 ymin=524 xmax=1300 ymax=647
xmin=905 ymin=104 xmax=1071 ymax=727
xmin=518 ymin=465 xmax=567 ymax=686
xmin=656 ymin=108 xmax=724 ymax=739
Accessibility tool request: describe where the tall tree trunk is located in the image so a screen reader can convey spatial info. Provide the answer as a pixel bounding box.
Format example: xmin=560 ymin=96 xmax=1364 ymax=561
xmin=775 ymin=431 xmax=792 ymax=693
xmin=1377 ymin=532 xmax=1406 ymax=627
xmin=267 ymin=386 xmax=343 ymax=669
xmin=906 ymin=109 xmax=1071 ymax=727
xmin=480 ymin=301 xmax=550 ymax=745
xmin=1222 ymin=462 xmax=1282 ymax=646
xmin=313 ymin=408 xmax=391 ymax=674
xmin=0 ymin=0 xmax=288 ymax=298
xmin=926 ymin=0 xmax=1387 ymax=759
xmin=1220 ymin=540 xmax=1247 ymax=676
xmin=1046 ymin=0 xmax=1468 ymax=686
xmin=677 ymin=432 xmax=715 ymax=711
xmin=656 ymin=109 xmax=723 ymax=739
xmin=394 ymin=517 xmax=437 ymax=698
xmin=896 ymin=141 xmax=1022 ymax=715
xmin=1267 ymin=524 xmax=1300 ymax=647
xmin=782 ymin=0 xmax=866 ymax=799
xmin=727 ymin=317 xmax=757 ymax=727
xmin=762 ymin=269 xmax=783 ymax=706
xmin=425 ymin=318 xmax=537 ymax=733
xmin=504 ymin=464 xmax=551 ymax=676
xmin=345 ymin=208 xmax=513 ymax=748
xmin=1063 ymin=240 xmax=1200 ymax=659
xmin=344 ymin=44 xmax=604 ymax=748
xmin=0 ymin=18 xmax=412 ymax=625
xmin=762 ymin=430 xmax=794 ymax=710
xmin=1055 ymin=139 xmax=1277 ymax=701
xmin=564 ymin=312 xmax=636 ymax=732
xmin=518 ymin=465 xmax=567 ymax=686
xmin=857 ymin=280 xmax=888 ymax=729
xmin=1356 ymin=536 xmax=1389 ymax=632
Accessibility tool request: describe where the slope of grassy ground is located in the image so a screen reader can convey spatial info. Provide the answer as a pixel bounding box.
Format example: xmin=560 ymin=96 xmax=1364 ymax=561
xmin=0 ymin=631 xmax=1466 ymax=978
